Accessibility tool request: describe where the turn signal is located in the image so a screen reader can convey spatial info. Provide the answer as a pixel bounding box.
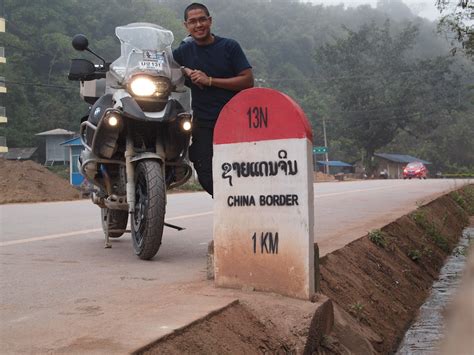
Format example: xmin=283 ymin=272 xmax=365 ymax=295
xmin=107 ymin=114 xmax=120 ymax=127
xmin=182 ymin=120 xmax=192 ymax=131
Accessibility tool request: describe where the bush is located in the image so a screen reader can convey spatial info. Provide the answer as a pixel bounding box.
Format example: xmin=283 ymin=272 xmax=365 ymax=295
xmin=368 ymin=229 xmax=387 ymax=248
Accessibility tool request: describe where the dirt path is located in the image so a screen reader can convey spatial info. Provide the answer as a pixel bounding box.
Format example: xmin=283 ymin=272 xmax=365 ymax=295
xmin=0 ymin=159 xmax=80 ymax=204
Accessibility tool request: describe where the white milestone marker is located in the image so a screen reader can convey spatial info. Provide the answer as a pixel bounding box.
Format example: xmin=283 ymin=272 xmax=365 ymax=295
xmin=213 ymin=88 xmax=315 ymax=300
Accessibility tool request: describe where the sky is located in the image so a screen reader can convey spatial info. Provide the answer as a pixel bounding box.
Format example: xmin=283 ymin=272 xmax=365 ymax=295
xmin=308 ymin=0 xmax=441 ymax=21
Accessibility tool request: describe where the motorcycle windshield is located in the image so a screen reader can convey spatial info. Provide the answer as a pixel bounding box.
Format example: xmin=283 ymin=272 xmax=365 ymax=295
xmin=110 ymin=23 xmax=181 ymax=84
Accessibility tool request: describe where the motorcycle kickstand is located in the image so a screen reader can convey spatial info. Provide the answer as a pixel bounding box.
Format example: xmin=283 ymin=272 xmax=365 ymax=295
xmin=104 ymin=228 xmax=112 ymax=249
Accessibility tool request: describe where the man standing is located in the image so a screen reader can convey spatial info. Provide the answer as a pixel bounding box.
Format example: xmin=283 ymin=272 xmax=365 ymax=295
xmin=173 ymin=2 xmax=254 ymax=196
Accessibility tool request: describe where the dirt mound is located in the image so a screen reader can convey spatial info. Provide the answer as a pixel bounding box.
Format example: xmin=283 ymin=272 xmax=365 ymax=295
xmin=0 ymin=158 xmax=80 ymax=204
xmin=314 ymin=172 xmax=335 ymax=182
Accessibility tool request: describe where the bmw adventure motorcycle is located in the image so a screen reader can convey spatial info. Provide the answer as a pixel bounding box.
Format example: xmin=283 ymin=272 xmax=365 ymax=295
xmin=68 ymin=23 xmax=193 ymax=260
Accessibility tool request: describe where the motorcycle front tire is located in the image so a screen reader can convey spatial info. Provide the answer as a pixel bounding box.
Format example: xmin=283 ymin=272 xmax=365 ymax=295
xmin=131 ymin=159 xmax=165 ymax=260
xmin=101 ymin=208 xmax=128 ymax=238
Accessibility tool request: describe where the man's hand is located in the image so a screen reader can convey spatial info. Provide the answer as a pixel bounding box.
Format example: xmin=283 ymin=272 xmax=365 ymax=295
xmin=181 ymin=67 xmax=254 ymax=91
xmin=189 ymin=70 xmax=210 ymax=88
xmin=182 ymin=67 xmax=205 ymax=89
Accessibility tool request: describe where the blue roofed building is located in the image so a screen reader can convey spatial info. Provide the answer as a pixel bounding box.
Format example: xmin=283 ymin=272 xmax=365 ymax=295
xmin=316 ymin=160 xmax=354 ymax=175
xmin=374 ymin=153 xmax=431 ymax=179
xmin=60 ymin=137 xmax=84 ymax=186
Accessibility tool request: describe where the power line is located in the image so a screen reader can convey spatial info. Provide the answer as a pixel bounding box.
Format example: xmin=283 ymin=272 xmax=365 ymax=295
xmin=5 ymin=80 xmax=78 ymax=91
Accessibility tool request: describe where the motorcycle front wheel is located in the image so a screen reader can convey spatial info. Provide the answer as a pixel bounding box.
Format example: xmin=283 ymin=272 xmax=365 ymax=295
xmin=101 ymin=208 xmax=128 ymax=238
xmin=131 ymin=160 xmax=165 ymax=260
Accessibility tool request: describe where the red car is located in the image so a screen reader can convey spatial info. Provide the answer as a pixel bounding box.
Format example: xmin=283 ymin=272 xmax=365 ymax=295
xmin=403 ymin=162 xmax=428 ymax=179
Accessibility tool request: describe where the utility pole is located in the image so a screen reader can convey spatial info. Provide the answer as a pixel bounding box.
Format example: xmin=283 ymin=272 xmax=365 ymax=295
xmin=322 ymin=116 xmax=329 ymax=174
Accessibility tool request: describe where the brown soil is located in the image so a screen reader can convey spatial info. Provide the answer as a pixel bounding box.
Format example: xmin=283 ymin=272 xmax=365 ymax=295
xmin=0 ymin=158 xmax=80 ymax=204
xmin=136 ymin=186 xmax=473 ymax=354
xmin=140 ymin=302 xmax=289 ymax=354
xmin=317 ymin=189 xmax=472 ymax=354
xmin=314 ymin=172 xmax=335 ymax=182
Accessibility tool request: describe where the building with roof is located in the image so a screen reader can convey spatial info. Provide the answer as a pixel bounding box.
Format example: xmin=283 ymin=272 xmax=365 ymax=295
xmin=0 ymin=8 xmax=6 ymax=154
xmin=374 ymin=153 xmax=431 ymax=179
xmin=36 ymin=128 xmax=75 ymax=166
xmin=0 ymin=147 xmax=38 ymax=161
xmin=61 ymin=137 xmax=85 ymax=186
xmin=316 ymin=160 xmax=354 ymax=175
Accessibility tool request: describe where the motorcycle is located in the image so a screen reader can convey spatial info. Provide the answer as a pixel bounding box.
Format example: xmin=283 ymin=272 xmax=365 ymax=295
xmin=68 ymin=23 xmax=193 ymax=260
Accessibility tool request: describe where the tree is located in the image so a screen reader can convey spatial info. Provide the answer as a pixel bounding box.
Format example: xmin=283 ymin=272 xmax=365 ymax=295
xmin=436 ymin=0 xmax=474 ymax=58
xmin=1 ymin=0 xmax=183 ymax=147
xmin=314 ymin=20 xmax=462 ymax=172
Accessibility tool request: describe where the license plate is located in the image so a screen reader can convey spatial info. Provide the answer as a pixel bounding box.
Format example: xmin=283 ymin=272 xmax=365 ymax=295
xmin=139 ymin=60 xmax=163 ymax=70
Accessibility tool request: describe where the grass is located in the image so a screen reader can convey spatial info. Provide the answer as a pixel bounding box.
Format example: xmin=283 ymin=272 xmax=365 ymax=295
xmin=350 ymin=302 xmax=365 ymax=321
xmin=176 ymin=180 xmax=204 ymax=192
xmin=368 ymin=229 xmax=388 ymax=248
xmin=410 ymin=209 xmax=450 ymax=252
xmin=407 ymin=249 xmax=422 ymax=262
xmin=451 ymin=186 xmax=474 ymax=215
xmin=46 ymin=165 xmax=69 ymax=180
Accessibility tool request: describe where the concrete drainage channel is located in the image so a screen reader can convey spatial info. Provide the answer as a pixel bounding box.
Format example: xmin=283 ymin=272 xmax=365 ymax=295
xmin=136 ymin=186 xmax=473 ymax=354
xmin=396 ymin=227 xmax=473 ymax=354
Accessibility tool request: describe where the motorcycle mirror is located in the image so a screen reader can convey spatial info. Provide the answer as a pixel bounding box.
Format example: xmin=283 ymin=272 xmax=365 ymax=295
xmin=72 ymin=34 xmax=89 ymax=51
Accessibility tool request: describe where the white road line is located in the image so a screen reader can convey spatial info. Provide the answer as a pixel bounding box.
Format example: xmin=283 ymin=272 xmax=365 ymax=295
xmin=0 ymin=229 xmax=102 ymax=247
xmin=0 ymin=185 xmax=414 ymax=247
xmin=166 ymin=211 xmax=213 ymax=221
xmin=1 ymin=211 xmax=214 ymax=247
xmin=314 ymin=185 xmax=402 ymax=198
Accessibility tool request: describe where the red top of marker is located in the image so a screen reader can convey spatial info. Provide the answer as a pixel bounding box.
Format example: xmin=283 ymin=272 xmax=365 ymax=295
xmin=214 ymin=88 xmax=313 ymax=145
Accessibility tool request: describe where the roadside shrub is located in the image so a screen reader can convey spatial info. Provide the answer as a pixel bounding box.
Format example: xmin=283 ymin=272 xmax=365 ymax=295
xmin=407 ymin=249 xmax=422 ymax=262
xmin=410 ymin=209 xmax=449 ymax=252
xmin=350 ymin=302 xmax=365 ymax=321
xmin=368 ymin=229 xmax=387 ymax=248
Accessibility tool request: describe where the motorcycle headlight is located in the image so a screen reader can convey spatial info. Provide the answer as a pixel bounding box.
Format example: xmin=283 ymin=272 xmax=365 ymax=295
xmin=130 ymin=76 xmax=156 ymax=96
xmin=128 ymin=75 xmax=171 ymax=98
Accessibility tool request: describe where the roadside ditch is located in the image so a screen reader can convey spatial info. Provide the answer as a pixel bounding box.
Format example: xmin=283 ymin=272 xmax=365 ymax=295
xmin=137 ymin=184 xmax=473 ymax=354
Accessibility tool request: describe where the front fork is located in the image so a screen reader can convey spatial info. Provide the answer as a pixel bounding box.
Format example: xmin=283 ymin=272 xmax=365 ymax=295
xmin=125 ymin=130 xmax=136 ymax=215
xmin=104 ymin=130 xmax=166 ymax=248
xmin=104 ymin=131 xmax=135 ymax=249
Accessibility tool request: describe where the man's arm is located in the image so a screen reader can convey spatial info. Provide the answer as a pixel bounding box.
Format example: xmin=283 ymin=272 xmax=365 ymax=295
xmin=185 ymin=68 xmax=254 ymax=91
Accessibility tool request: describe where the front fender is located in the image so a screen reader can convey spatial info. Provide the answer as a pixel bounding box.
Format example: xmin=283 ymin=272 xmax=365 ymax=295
xmin=130 ymin=152 xmax=164 ymax=164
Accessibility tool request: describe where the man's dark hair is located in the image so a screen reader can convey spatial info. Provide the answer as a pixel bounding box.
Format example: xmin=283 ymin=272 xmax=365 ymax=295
xmin=184 ymin=2 xmax=210 ymax=21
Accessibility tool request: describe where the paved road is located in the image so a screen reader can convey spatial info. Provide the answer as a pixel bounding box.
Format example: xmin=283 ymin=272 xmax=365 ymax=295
xmin=0 ymin=179 xmax=470 ymax=353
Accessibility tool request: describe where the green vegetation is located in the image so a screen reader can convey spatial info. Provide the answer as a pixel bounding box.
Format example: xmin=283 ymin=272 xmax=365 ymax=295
xmin=410 ymin=209 xmax=450 ymax=252
xmin=46 ymin=165 xmax=69 ymax=180
xmin=1 ymin=0 xmax=473 ymax=174
xmin=407 ymin=249 xmax=422 ymax=262
xmin=451 ymin=186 xmax=474 ymax=215
xmin=453 ymin=245 xmax=468 ymax=257
xmin=442 ymin=173 xmax=474 ymax=178
xmin=422 ymin=246 xmax=433 ymax=258
xmin=436 ymin=0 xmax=474 ymax=57
xmin=350 ymin=302 xmax=365 ymax=321
xmin=175 ymin=179 xmax=203 ymax=192
xmin=368 ymin=229 xmax=388 ymax=248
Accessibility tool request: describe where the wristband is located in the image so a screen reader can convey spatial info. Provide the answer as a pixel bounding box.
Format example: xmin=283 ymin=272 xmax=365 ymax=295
xmin=209 ymin=77 xmax=212 ymax=87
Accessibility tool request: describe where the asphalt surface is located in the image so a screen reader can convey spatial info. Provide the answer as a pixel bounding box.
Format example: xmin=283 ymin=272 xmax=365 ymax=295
xmin=0 ymin=178 xmax=471 ymax=353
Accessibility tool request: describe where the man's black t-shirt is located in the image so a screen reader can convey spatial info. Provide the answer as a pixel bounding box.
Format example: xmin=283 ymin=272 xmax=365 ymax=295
xmin=172 ymin=36 xmax=252 ymax=123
